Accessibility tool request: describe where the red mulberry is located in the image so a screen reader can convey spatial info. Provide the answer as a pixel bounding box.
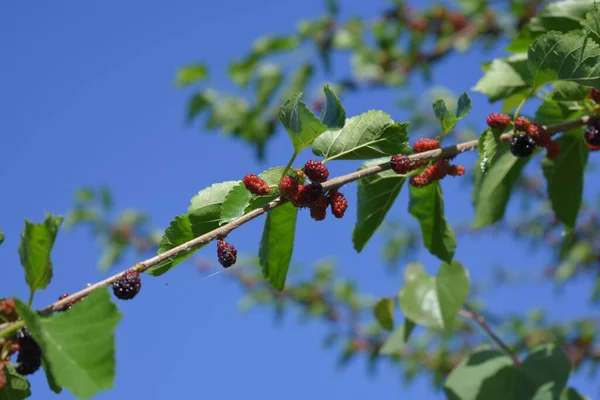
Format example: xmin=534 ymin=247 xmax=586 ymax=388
xmin=329 ymin=190 xmax=348 ymax=218
xmin=242 ymin=174 xmax=270 ymax=196
xmin=304 ymin=160 xmax=329 ymax=182
xmin=278 ymin=175 xmax=299 ymax=199
xmin=217 ymin=240 xmax=237 ymax=268
xmin=413 ymin=138 xmax=440 ymax=153
xmin=486 ymin=112 xmax=511 ymax=130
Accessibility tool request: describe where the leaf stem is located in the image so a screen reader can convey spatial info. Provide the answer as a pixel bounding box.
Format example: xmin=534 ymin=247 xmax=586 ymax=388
xmin=281 ymin=151 xmax=299 ymax=179
xmin=0 ymin=320 xmax=25 ymax=339
xmin=512 ymin=96 xmax=528 ymax=120
xmin=460 ymin=304 xmax=520 ymax=366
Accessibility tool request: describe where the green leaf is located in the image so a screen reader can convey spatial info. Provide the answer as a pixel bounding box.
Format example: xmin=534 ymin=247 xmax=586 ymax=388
xmin=398 ymin=261 xmax=470 ymax=330
xmin=189 ymin=181 xmax=239 ymax=215
xmin=542 ymin=133 xmax=588 ymax=229
xmin=255 ymin=64 xmax=283 ymax=108
xmin=229 ymin=57 xmax=257 ymax=87
xmin=555 ymin=241 xmax=591 ymax=282
xmin=534 ymin=99 xmax=579 ymax=125
xmin=477 ymin=128 xmax=501 ymax=172
xmin=532 ymin=0 xmax=596 ymax=33
xmin=19 ymin=214 xmax=63 ymax=302
xmin=409 ymin=182 xmax=456 ymax=263
xmin=186 ymin=92 xmax=212 ymax=123
xmin=312 ymin=110 xmax=411 ymax=161
xmin=252 ymin=35 xmax=299 ymax=57
xmin=551 ymin=81 xmax=590 ymax=102
xmin=455 ymin=92 xmax=472 ymax=120
xmin=472 ymin=142 xmax=530 ymax=229
xmin=14 ymin=289 xmax=121 ymax=400
xmin=175 ymin=63 xmax=208 ymax=87
xmin=320 ymin=84 xmax=345 ymax=129
xmin=516 ymin=344 xmax=571 ymax=400
xmin=561 ymin=387 xmax=591 ymax=400
xmin=259 ymin=203 xmax=297 ymax=291
xmin=379 ymin=319 xmax=415 ymax=355
xmin=473 ymin=54 xmax=531 ymax=102
xmin=281 ymin=64 xmax=313 ymax=103
xmin=583 ymin=4 xmax=600 ymax=42
xmin=147 ymin=214 xmax=194 ymax=276
xmin=0 ymin=364 xmax=31 ymax=400
xmin=278 ymin=93 xmax=328 ymax=152
xmin=220 ymin=167 xmax=290 ymax=224
xmin=444 ymin=349 xmax=516 ymax=400
xmin=373 ymin=297 xmax=394 ymax=330
xmin=353 ymin=157 xmax=406 ymax=252
xmin=433 ymin=99 xmax=458 ymax=135
xmin=0 ymin=230 xmax=3 ymax=245
xmin=528 ymin=31 xmax=600 ymax=90
xmin=42 ymin=356 xmax=62 ymax=393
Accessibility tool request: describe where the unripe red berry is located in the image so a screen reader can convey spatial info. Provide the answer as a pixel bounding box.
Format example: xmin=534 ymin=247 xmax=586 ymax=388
xmin=513 ymin=116 xmax=531 ymax=132
xmin=291 ymin=185 xmax=309 ymax=208
xmin=304 ymin=160 xmax=329 ymax=182
xmin=588 ymin=144 xmax=600 ymax=152
xmin=329 ymin=190 xmax=348 ymax=218
xmin=278 ymin=175 xmax=299 ymax=199
xmin=448 ymin=12 xmax=469 ymax=32
xmin=310 ymin=194 xmax=328 ymax=221
xmin=242 ymin=174 xmax=270 ymax=196
xmin=486 ymin=112 xmax=511 ymax=130
xmin=390 ymin=154 xmax=412 ymax=174
xmin=448 ymin=165 xmax=465 ymax=176
xmin=527 ymin=123 xmax=551 ymax=147
xmin=217 ymin=240 xmax=237 ymax=268
xmin=413 ymin=138 xmax=440 ymax=153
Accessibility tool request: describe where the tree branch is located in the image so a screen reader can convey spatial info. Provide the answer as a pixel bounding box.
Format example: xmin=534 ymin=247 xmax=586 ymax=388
xmin=460 ymin=304 xmax=521 ymax=366
xmin=0 ymin=114 xmax=592 ymax=335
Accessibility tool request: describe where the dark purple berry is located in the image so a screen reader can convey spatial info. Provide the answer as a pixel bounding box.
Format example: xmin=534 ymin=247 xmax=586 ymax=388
xmin=217 ymin=240 xmax=237 ymax=268
xmin=16 ymin=328 xmax=41 ymax=376
xmin=584 ymin=121 xmax=600 ymax=146
xmin=510 ymin=134 xmax=536 ymax=158
xmin=112 ymin=270 xmax=142 ymax=300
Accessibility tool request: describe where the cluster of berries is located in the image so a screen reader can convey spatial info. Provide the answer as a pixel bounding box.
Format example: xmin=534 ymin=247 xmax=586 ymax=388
xmin=389 ymin=138 xmax=465 ymax=188
xmin=486 ymin=113 xmax=560 ymax=159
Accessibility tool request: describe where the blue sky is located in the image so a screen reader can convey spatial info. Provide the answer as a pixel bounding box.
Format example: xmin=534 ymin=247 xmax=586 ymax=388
xmin=1 ymin=1 xmax=598 ymax=399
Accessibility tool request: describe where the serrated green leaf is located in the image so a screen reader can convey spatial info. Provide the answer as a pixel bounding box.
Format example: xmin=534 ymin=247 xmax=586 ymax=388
xmin=281 ymin=64 xmax=313 ymax=103
xmin=353 ymin=157 xmax=406 ymax=252
xmin=478 ymin=128 xmax=500 ymax=172
xmin=19 ymin=214 xmax=63 ymax=302
xmin=175 ymin=63 xmax=208 ymax=87
xmin=259 ymin=203 xmax=297 ymax=291
xmin=189 ymin=181 xmax=239 ymax=215
xmin=473 ymin=54 xmax=531 ymax=102
xmin=409 ymin=183 xmax=456 ymax=263
xmin=279 ymin=93 xmax=328 ymax=152
xmin=148 ymin=214 xmax=193 ymax=276
xmin=472 ymin=142 xmax=530 ymax=229
xmin=529 ymin=31 xmax=600 ymax=89
xmin=535 ymin=99 xmax=579 ymax=125
xmin=455 ymin=92 xmax=472 ymax=120
xmin=312 ymin=110 xmax=411 ymax=161
xmin=444 ymin=349 xmax=516 ymax=400
xmin=220 ymin=167 xmax=289 ymax=224
xmin=14 ymin=289 xmax=121 ymax=400
xmin=379 ymin=319 xmax=415 ymax=355
xmin=433 ymin=99 xmax=458 ymax=135
xmin=320 ymin=84 xmax=345 ymax=129
xmin=398 ymin=261 xmax=470 ymax=330
xmin=255 ymin=64 xmax=283 ymax=108
xmin=551 ymin=81 xmax=590 ymax=102
xmin=42 ymin=356 xmax=62 ymax=393
xmin=583 ymin=4 xmax=600 ymax=42
xmin=0 ymin=364 xmax=31 ymax=400
xmin=542 ymin=133 xmax=588 ymax=229
xmin=373 ymin=297 xmax=394 ymax=330
xmin=516 ymin=344 xmax=571 ymax=400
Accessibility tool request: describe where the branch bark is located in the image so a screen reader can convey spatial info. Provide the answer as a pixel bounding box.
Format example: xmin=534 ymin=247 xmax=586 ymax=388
xmin=0 ymin=114 xmax=592 ymax=335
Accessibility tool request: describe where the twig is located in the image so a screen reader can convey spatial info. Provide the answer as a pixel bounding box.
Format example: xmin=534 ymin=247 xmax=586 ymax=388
xmin=0 ymin=115 xmax=592 ymax=335
xmin=460 ymin=304 xmax=521 ymax=366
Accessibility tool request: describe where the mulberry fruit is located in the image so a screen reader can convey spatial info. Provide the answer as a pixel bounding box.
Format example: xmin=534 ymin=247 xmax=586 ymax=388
xmin=278 ymin=175 xmax=299 ymax=199
xmin=448 ymin=165 xmax=465 ymax=176
xmin=413 ymin=138 xmax=440 ymax=153
xmin=409 ymin=160 xmax=451 ymax=187
xmin=589 ymin=88 xmax=600 ymax=103
xmin=15 ymin=328 xmax=41 ymax=376
xmin=589 ymin=144 xmax=600 ymax=152
xmin=303 ymin=182 xmax=324 ymax=205
xmin=390 ymin=154 xmax=412 ymax=174
xmin=527 ymin=123 xmax=551 ymax=147
xmin=291 ymin=185 xmax=310 ymax=208
xmin=486 ymin=112 xmax=511 ymax=130
xmin=304 ymin=160 xmax=329 ymax=182
xmin=546 ymin=140 xmax=561 ymax=160
xmin=510 ymin=134 xmax=536 ymax=158
xmin=329 ymin=190 xmax=348 ymax=218
xmin=217 ymin=240 xmax=237 ymax=268
xmin=513 ymin=116 xmax=531 ymax=132
xmin=242 ymin=174 xmax=270 ymax=196
xmin=584 ymin=121 xmax=600 ymax=146
xmin=112 ymin=270 xmax=142 ymax=300
xmin=0 ymin=298 xmax=17 ymax=322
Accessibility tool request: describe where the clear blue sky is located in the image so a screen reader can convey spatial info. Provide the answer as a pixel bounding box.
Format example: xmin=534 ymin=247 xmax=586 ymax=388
xmin=0 ymin=1 xmax=598 ymax=399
